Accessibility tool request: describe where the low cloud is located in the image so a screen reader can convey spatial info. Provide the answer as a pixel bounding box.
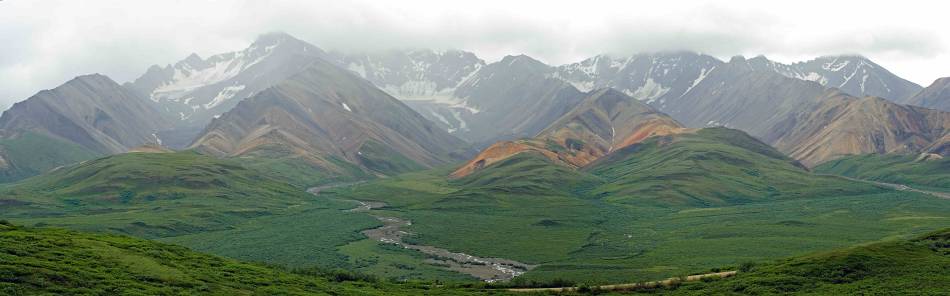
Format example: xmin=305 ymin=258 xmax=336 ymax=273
xmin=1 ymin=0 xmax=947 ymax=109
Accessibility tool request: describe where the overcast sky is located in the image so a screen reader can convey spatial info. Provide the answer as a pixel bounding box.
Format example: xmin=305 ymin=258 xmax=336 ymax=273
xmin=2 ymin=0 xmax=948 ymax=110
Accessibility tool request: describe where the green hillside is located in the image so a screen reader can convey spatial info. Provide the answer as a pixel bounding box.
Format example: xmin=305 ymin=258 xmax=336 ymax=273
xmin=815 ymin=153 xmax=950 ymax=192
xmin=585 ymin=128 xmax=874 ymax=207
xmin=649 ymin=228 xmax=950 ymax=295
xmin=0 ymin=222 xmax=489 ymax=295
xmin=0 ymin=132 xmax=101 ymax=183
xmin=331 ymin=128 xmax=950 ymax=283
xmin=0 ymin=151 xmax=382 ymax=270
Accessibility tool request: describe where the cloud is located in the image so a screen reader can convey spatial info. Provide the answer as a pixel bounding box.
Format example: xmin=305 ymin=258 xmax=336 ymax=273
xmin=1 ymin=0 xmax=948 ymax=109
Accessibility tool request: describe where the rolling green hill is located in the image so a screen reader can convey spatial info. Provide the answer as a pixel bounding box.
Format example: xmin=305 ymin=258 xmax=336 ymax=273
xmin=650 ymin=228 xmax=950 ymax=295
xmin=1 ymin=150 xmax=319 ymax=237
xmin=815 ymin=153 xmax=950 ymax=192
xmin=331 ymin=128 xmax=950 ymax=283
xmin=0 ymin=151 xmax=383 ymax=270
xmin=584 ymin=128 xmax=875 ymax=207
xmin=0 ymin=132 xmax=101 ymax=183
xmin=0 ymin=222 xmax=488 ymax=295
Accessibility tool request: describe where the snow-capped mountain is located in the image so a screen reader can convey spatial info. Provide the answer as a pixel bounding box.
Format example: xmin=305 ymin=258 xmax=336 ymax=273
xmin=746 ymin=55 xmax=922 ymax=102
xmin=328 ymin=49 xmax=484 ymax=100
xmin=126 ymin=32 xmax=326 ymax=147
xmin=554 ymin=52 xmax=721 ymax=108
xmin=333 ymin=51 xmax=582 ymax=146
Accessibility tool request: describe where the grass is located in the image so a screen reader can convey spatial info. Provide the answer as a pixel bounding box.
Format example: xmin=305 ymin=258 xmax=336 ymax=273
xmin=815 ymin=153 xmax=950 ymax=192
xmin=0 ymin=151 xmax=385 ymax=271
xmin=3 ymin=221 xmax=944 ymax=295
xmin=0 ymin=222 xmax=493 ymax=295
xmin=0 ymin=131 xmax=100 ymax=183
xmin=637 ymin=228 xmax=950 ymax=295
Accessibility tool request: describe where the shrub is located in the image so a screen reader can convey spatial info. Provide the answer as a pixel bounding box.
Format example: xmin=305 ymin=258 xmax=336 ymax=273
xmin=739 ymin=262 xmax=756 ymax=272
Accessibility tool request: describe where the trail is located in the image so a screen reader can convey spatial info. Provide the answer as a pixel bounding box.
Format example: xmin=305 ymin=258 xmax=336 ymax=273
xmin=824 ymin=175 xmax=950 ymax=200
xmin=507 ymin=271 xmax=737 ymax=293
xmin=308 ymin=182 xmax=535 ymax=282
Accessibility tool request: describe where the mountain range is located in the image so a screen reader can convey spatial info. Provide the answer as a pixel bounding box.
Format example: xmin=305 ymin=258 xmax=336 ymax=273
xmin=0 ymin=31 xmax=947 ymax=180
xmin=126 ymin=33 xmax=327 ymax=148
xmin=189 ymin=57 xmax=471 ymax=176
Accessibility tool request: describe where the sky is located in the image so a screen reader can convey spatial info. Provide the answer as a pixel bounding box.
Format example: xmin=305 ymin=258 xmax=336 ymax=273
xmin=1 ymin=0 xmax=948 ymax=110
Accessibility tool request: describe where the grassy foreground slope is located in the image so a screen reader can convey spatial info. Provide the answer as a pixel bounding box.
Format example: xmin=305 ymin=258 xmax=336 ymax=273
xmin=0 ymin=151 xmax=381 ymax=269
xmin=815 ymin=153 xmax=950 ymax=192
xmin=331 ymin=128 xmax=950 ymax=283
xmin=652 ymin=228 xmax=950 ymax=295
xmin=0 ymin=222 xmax=489 ymax=295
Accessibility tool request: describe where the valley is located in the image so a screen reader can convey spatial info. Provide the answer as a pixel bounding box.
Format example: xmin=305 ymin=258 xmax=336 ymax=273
xmin=310 ymin=182 xmax=534 ymax=282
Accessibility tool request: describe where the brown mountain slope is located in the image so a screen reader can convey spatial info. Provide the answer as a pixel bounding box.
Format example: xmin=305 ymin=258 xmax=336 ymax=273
xmin=189 ymin=58 xmax=471 ymax=176
xmin=0 ymin=74 xmax=172 ymax=154
xmin=452 ymin=89 xmax=686 ymax=177
xmin=905 ymin=77 xmax=950 ymax=112
xmin=771 ymin=92 xmax=950 ymax=166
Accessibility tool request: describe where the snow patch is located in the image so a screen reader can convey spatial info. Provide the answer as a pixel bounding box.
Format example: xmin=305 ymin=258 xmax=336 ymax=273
xmin=204 ymin=84 xmax=246 ymax=109
xmin=682 ymin=67 xmax=714 ymax=96
xmin=449 ymin=109 xmax=468 ymax=132
xmin=151 ymin=45 xmax=275 ymax=101
xmin=626 ymin=78 xmax=670 ymax=104
xmin=151 ymin=133 xmax=162 ymax=145
xmin=822 ymin=59 xmax=850 ymax=72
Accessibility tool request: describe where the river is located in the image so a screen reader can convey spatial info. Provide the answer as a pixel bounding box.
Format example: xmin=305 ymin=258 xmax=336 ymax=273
xmin=308 ymin=184 xmax=535 ymax=282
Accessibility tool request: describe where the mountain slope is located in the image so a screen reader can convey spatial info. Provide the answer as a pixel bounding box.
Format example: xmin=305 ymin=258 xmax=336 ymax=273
xmin=189 ymin=58 xmax=471 ymax=176
xmin=554 ymin=52 xmax=721 ymax=106
xmin=770 ymin=93 xmax=950 ymax=166
xmin=452 ymin=89 xmax=684 ymax=177
xmin=341 ymin=53 xmax=587 ymax=146
xmin=748 ymin=55 xmax=922 ymax=102
xmin=127 ymin=32 xmax=326 ymax=147
xmin=0 ymin=74 xmax=171 ymax=154
xmin=650 ymin=56 xmax=950 ymax=166
xmin=663 ymin=56 xmax=829 ymax=138
xmin=330 ymin=49 xmax=484 ymax=100
xmin=0 ymin=74 xmax=172 ymax=181
xmin=905 ymin=77 xmax=950 ymax=111
xmin=0 ymin=223 xmax=486 ymax=295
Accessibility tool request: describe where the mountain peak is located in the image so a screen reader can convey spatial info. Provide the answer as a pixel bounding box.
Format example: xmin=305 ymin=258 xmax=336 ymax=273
xmin=728 ymin=55 xmax=748 ymax=63
xmin=501 ymin=54 xmax=542 ymax=65
xmin=183 ymin=53 xmax=203 ymax=63
xmin=252 ymin=32 xmax=300 ymax=47
xmin=496 ymin=54 xmax=550 ymax=72
xmin=931 ymin=77 xmax=950 ymax=86
xmin=70 ymin=73 xmax=116 ymax=86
